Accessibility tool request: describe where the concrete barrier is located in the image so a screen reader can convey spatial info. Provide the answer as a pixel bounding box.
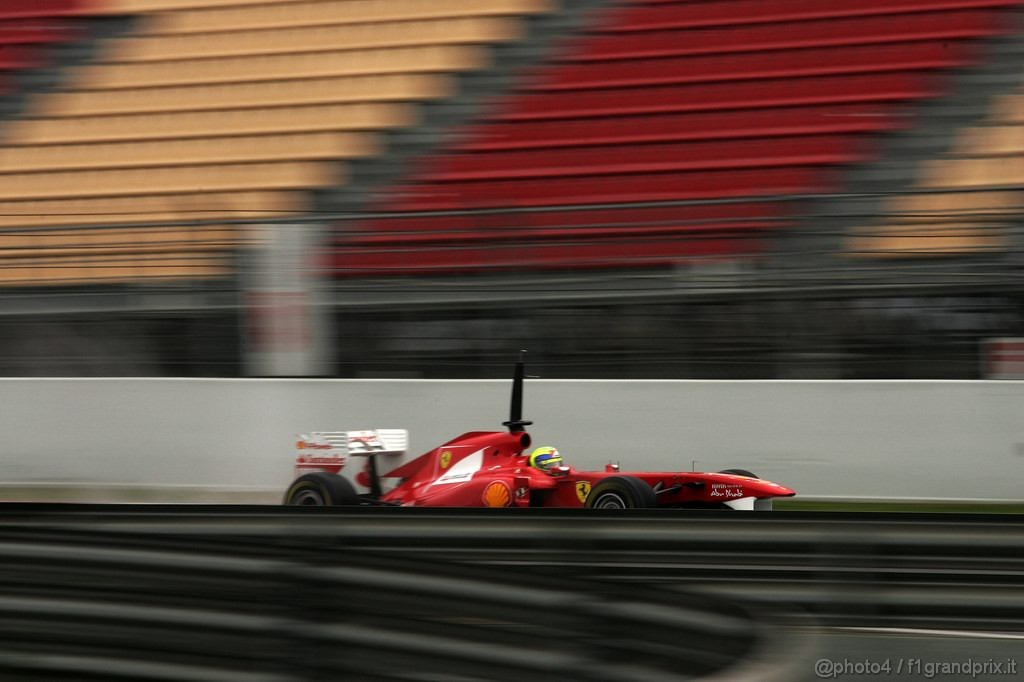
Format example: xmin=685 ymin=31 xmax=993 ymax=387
xmin=1 ymin=379 xmax=1022 ymax=500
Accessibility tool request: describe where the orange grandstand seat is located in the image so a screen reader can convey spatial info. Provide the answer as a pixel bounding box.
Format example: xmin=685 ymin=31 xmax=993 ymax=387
xmin=848 ymin=88 xmax=1024 ymax=257
xmin=0 ymin=0 xmax=553 ymax=285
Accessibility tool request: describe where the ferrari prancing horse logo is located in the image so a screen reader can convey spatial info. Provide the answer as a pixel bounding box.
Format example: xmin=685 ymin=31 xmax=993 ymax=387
xmin=575 ymin=481 xmax=591 ymax=504
xmin=440 ymin=451 xmax=452 ymax=469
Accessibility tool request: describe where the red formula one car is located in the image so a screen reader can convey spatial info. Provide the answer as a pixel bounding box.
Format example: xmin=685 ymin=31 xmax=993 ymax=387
xmin=284 ymin=355 xmax=795 ymax=510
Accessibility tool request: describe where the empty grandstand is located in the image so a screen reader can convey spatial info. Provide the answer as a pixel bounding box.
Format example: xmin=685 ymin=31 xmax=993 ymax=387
xmin=0 ymin=0 xmax=1021 ymax=378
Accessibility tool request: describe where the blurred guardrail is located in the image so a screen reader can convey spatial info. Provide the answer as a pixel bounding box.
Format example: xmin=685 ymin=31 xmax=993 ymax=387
xmin=6 ymin=506 xmax=1018 ymax=630
xmin=0 ymin=506 xmax=819 ymax=682
xmin=2 ymin=507 xmax=1024 ymax=629
xmin=288 ymin=509 xmax=1024 ymax=632
xmin=0 ymin=506 xmax=1020 ymax=679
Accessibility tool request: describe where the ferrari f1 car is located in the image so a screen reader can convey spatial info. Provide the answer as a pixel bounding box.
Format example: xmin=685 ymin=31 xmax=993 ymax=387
xmin=284 ymin=355 xmax=795 ymax=510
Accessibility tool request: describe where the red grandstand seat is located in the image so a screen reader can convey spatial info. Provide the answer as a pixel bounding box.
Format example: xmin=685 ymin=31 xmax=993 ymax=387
xmin=0 ymin=44 xmax=43 ymax=70
xmin=532 ymin=42 xmax=975 ymax=91
xmin=332 ymin=241 xmax=770 ymax=272
xmin=331 ymin=0 xmax=1017 ymax=275
xmin=385 ymin=166 xmax=834 ymax=211
xmin=331 ymin=227 xmax=772 ymax=274
xmin=567 ymin=10 xmax=1005 ymax=61
xmin=597 ymin=0 xmax=1022 ymax=32
xmin=0 ymin=2 xmax=94 ymax=94
xmin=418 ymin=135 xmax=867 ymax=181
xmin=0 ymin=0 xmax=92 ymax=20
xmin=358 ymin=201 xmax=782 ymax=243
xmin=453 ymin=103 xmax=907 ymax=151
xmin=493 ymin=72 xmax=941 ymax=121
xmin=0 ymin=18 xmax=79 ymax=45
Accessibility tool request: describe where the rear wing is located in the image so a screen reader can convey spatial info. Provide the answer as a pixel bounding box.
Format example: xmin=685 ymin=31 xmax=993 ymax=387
xmin=296 ymin=429 xmax=408 ymax=457
xmin=295 ymin=430 xmax=408 ymax=476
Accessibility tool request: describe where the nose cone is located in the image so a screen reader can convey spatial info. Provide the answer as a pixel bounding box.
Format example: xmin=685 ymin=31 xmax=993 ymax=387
xmin=748 ymin=478 xmax=796 ymax=497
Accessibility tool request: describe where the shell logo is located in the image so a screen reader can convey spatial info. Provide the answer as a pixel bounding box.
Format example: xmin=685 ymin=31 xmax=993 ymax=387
xmin=482 ymin=481 xmax=512 ymax=508
xmin=440 ymin=451 xmax=453 ymax=469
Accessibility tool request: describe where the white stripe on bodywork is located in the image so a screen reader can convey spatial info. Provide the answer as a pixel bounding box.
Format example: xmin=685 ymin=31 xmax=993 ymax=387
xmin=725 ymin=497 xmax=755 ymax=511
xmin=432 ymin=449 xmax=484 ymax=486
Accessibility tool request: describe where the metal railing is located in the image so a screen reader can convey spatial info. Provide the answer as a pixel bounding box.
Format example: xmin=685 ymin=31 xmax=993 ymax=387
xmin=0 ymin=508 xmax=826 ymax=681
xmin=9 ymin=506 xmax=1016 ymax=630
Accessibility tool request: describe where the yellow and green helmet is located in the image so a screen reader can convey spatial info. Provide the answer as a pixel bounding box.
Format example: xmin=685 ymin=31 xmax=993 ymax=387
xmin=528 ymin=446 xmax=562 ymax=471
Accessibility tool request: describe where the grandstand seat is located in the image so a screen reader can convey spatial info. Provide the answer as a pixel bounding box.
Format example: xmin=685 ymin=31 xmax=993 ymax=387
xmin=848 ymin=88 xmax=1024 ymax=257
xmin=0 ymin=132 xmax=376 ymax=171
xmin=355 ymin=201 xmax=783 ymax=244
xmin=0 ymin=2 xmax=91 ymax=97
xmin=0 ymin=17 xmax=78 ymax=46
xmin=567 ymin=10 xmax=1006 ymax=61
xmin=90 ymin=0 xmax=554 ymax=32
xmin=493 ymin=72 xmax=942 ymax=121
xmin=531 ymin=42 xmax=976 ymax=91
xmin=0 ymin=224 xmax=237 ymax=259
xmin=8 ymin=103 xmax=416 ymax=144
xmin=387 ymin=167 xmax=833 ymax=211
xmin=0 ymin=251 xmax=232 ymax=285
xmin=330 ymin=236 xmax=772 ymax=274
xmin=332 ymin=200 xmax=777 ymax=272
xmin=3 ymin=0 xmax=1019 ymax=282
xmin=30 ymin=73 xmax=452 ymax=116
xmin=452 ymin=104 xmax=907 ymax=152
xmin=847 ymin=190 xmax=1019 ymax=256
xmin=73 ymin=45 xmax=489 ymax=90
xmin=418 ymin=135 xmax=867 ymax=181
xmin=0 ymin=162 xmax=338 ymax=200
xmin=0 ymin=44 xmax=42 ymax=70
xmin=0 ymin=1 xmax=94 ymax=20
xmin=334 ymin=0 xmax=1021 ymax=275
xmin=104 ymin=16 xmax=523 ymax=62
xmin=0 ymin=0 xmax=551 ymax=285
xmin=0 ymin=191 xmax=303 ymax=229
xmin=594 ymin=0 xmax=1022 ymax=31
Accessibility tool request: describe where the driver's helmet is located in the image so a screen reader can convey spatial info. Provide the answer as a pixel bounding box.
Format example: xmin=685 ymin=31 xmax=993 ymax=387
xmin=528 ymin=446 xmax=563 ymax=472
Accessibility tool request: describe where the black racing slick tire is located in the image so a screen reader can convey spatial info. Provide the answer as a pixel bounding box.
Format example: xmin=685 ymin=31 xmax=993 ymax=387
xmin=718 ymin=468 xmax=759 ymax=479
xmin=284 ymin=472 xmax=359 ymax=506
xmin=585 ymin=476 xmax=657 ymax=509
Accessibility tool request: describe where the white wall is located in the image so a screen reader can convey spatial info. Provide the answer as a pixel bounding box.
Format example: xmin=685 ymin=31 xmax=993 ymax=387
xmin=2 ymin=379 xmax=1022 ymax=500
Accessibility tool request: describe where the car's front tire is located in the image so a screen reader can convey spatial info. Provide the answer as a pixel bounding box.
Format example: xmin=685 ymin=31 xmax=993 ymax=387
xmin=585 ymin=476 xmax=657 ymax=509
xmin=284 ymin=472 xmax=359 ymax=506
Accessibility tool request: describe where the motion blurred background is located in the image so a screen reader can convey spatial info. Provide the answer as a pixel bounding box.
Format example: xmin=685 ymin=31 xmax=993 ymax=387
xmin=1 ymin=6 xmax=1022 ymax=678
xmin=0 ymin=0 xmax=1022 ymax=380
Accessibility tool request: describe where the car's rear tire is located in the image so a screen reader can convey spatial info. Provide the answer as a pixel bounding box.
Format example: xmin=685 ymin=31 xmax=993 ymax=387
xmin=585 ymin=476 xmax=657 ymax=509
xmin=284 ymin=472 xmax=359 ymax=506
xmin=718 ymin=468 xmax=759 ymax=479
